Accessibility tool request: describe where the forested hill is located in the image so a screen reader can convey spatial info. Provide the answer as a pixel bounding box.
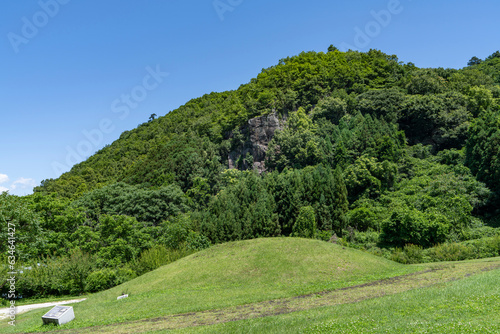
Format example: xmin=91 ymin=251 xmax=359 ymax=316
xmin=33 ymin=48 xmax=500 ymax=198
xmin=35 ymin=48 xmax=412 ymax=197
xmin=2 ymin=47 xmax=500 ymax=298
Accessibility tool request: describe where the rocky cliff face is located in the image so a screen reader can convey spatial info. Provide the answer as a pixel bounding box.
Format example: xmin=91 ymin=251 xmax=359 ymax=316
xmin=228 ymin=111 xmax=286 ymax=173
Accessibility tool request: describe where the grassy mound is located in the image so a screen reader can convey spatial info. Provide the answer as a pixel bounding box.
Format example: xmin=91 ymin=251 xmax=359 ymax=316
xmin=4 ymin=238 xmax=418 ymax=332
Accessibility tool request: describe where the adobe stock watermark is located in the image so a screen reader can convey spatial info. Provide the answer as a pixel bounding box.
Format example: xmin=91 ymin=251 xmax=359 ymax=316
xmin=340 ymin=0 xmax=406 ymax=51
xmin=7 ymin=0 xmax=71 ymax=54
xmin=51 ymin=65 xmax=169 ymax=176
xmin=6 ymin=219 xmax=17 ymax=326
xmin=213 ymin=0 xmax=243 ymax=21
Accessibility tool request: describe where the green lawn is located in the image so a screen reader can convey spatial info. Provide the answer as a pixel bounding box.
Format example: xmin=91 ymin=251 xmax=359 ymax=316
xmin=1 ymin=238 xmax=419 ymax=333
xmin=174 ymin=261 xmax=500 ymax=334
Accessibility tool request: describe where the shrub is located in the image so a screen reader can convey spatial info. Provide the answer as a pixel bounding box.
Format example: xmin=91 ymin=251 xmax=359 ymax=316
xmin=366 ymin=246 xmax=391 ymax=258
xmin=389 ymin=235 xmax=500 ymax=263
xmin=390 ymin=248 xmax=411 ymax=264
xmin=402 ymin=244 xmax=424 ymax=263
xmin=85 ymin=268 xmax=117 ymax=293
xmin=132 ymin=245 xmax=195 ymax=276
xmin=186 ymin=231 xmax=211 ymax=251
xmin=13 ymin=249 xmax=95 ymax=298
xmin=132 ymin=245 xmax=173 ymax=275
xmin=426 ymin=242 xmax=474 ymax=262
xmin=349 ymin=231 xmax=380 ymax=246
xmin=315 ymin=230 xmax=334 ymax=242
xmin=464 ymin=236 xmax=500 ymax=258
xmin=389 ymin=244 xmax=424 ymax=264
xmin=380 ymin=208 xmax=449 ymax=248
xmin=62 ymin=249 xmax=95 ymax=295
xmin=115 ymin=267 xmax=137 ymax=285
xmin=460 ymin=226 xmax=500 ymax=241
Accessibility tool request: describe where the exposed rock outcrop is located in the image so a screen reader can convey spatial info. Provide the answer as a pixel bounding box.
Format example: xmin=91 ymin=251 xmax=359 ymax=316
xmin=228 ymin=111 xmax=286 ymax=173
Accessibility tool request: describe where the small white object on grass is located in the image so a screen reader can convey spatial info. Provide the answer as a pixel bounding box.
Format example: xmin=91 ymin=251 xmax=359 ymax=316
xmin=42 ymin=306 xmax=75 ymax=325
xmin=117 ymin=294 xmax=129 ymax=300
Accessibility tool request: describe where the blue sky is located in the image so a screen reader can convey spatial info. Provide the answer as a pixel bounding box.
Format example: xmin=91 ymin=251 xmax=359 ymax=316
xmin=1 ymin=0 xmax=499 ymax=196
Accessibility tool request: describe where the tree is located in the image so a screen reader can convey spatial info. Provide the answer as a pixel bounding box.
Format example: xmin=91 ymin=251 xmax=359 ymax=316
xmin=160 ymin=214 xmax=191 ymax=249
xmin=266 ymin=107 xmax=323 ymax=171
xmin=0 ymin=193 xmax=46 ymax=260
xmin=328 ymin=45 xmax=339 ymax=53
xmin=266 ymin=169 xmax=302 ymax=235
xmin=465 ymin=109 xmax=500 ymax=193
xmin=380 ymin=207 xmax=449 ymax=248
xmin=344 ymin=155 xmax=397 ymax=202
xmin=311 ymin=96 xmax=347 ymax=124
xmin=204 ymin=172 xmax=280 ymax=243
xmin=292 ymin=206 xmax=316 ymax=238
xmin=466 ymin=85 xmax=494 ymax=117
xmin=72 ymin=182 xmax=189 ymax=226
xmin=332 ymin=167 xmax=349 ymax=234
xmin=97 ymin=215 xmax=152 ymax=265
xmin=406 ymin=69 xmax=446 ymax=95
xmin=467 ymin=56 xmax=482 ymax=66
xmin=348 ymin=207 xmax=378 ymax=232
xmin=357 ymin=88 xmax=406 ymax=122
xmin=449 ymin=69 xmax=494 ymax=92
xmin=399 ymin=92 xmax=471 ymax=149
xmin=486 ymin=51 xmax=500 ymax=61
xmin=149 ymin=113 xmax=157 ymax=122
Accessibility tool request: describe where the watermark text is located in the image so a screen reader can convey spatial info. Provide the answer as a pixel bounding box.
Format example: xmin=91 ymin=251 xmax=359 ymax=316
xmin=51 ymin=65 xmax=169 ymax=176
xmin=340 ymin=0 xmax=405 ymax=50
xmin=213 ymin=0 xmax=243 ymax=21
xmin=6 ymin=220 xmax=17 ymax=326
xmin=7 ymin=0 xmax=71 ymax=54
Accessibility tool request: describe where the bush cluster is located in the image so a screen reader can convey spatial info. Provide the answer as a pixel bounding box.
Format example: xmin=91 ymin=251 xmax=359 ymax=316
xmin=389 ymin=236 xmax=500 ymax=264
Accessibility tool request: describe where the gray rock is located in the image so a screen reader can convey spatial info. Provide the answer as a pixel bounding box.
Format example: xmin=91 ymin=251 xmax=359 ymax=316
xmin=228 ymin=111 xmax=286 ymax=173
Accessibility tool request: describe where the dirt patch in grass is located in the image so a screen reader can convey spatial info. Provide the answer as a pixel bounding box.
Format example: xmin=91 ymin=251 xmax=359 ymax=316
xmin=31 ymin=260 xmax=500 ymax=334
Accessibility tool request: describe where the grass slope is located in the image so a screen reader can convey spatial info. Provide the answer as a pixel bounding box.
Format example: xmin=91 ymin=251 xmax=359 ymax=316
xmin=2 ymin=238 xmax=418 ymax=333
xmin=177 ymin=259 xmax=500 ymax=334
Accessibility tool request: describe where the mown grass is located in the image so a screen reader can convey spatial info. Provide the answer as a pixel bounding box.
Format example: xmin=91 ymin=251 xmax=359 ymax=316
xmin=173 ymin=260 xmax=500 ymax=333
xmin=30 ymin=258 xmax=495 ymax=334
xmin=1 ymin=238 xmax=419 ymax=333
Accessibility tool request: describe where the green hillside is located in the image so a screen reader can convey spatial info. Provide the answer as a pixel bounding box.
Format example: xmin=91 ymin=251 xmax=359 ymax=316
xmin=1 ymin=47 xmax=500 ymax=301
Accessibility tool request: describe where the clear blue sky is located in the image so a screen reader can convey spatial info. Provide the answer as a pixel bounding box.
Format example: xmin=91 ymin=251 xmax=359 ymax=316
xmin=1 ymin=0 xmax=499 ymax=196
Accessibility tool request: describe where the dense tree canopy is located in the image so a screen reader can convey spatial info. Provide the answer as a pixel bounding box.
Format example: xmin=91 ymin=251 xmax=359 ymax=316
xmin=466 ymin=108 xmax=500 ymax=194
